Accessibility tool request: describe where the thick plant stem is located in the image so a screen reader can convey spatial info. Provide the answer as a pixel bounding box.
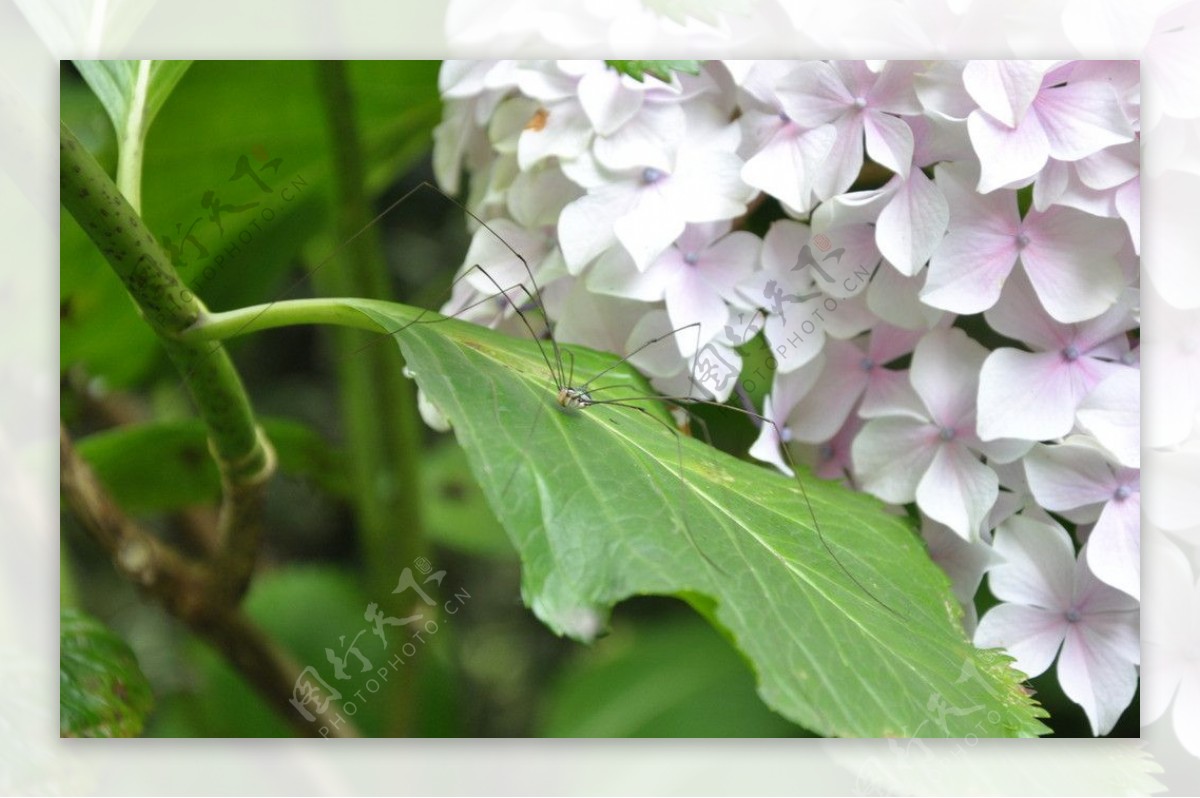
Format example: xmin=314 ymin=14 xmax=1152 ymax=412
xmin=60 ymin=120 xmax=274 ymax=602
xmin=314 ymin=60 xmax=427 ymax=736
xmin=60 ymin=427 xmax=359 ymax=738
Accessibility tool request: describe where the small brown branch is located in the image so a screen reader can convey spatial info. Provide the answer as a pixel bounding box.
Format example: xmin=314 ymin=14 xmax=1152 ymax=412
xmin=60 ymin=425 xmax=358 ymax=738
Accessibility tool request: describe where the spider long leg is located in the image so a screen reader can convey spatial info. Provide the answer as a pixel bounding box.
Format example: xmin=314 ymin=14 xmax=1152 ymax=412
xmin=590 ymin=396 xmax=727 ymax=577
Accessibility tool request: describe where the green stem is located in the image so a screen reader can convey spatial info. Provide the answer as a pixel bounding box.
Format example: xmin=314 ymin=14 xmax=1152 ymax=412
xmin=315 ymin=61 xmax=427 ymax=736
xmin=115 ymin=59 xmax=151 ymax=214
xmin=60 ymin=121 xmax=274 ymax=601
xmin=189 ymin=298 xmax=386 ymax=340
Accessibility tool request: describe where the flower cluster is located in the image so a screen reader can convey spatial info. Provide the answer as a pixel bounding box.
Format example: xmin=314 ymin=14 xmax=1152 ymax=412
xmin=433 ymin=59 xmax=1140 ymax=735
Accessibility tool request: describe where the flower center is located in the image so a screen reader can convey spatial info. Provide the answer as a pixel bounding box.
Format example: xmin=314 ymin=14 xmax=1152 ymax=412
xmin=853 ymin=96 xmax=867 ymax=109
xmin=859 ymin=356 xmax=875 ymax=373
xmin=1065 ymin=608 xmax=1082 ymax=624
xmin=778 ymin=110 xmax=791 ymax=123
xmin=1061 ymin=345 xmax=1080 ymax=362
xmin=641 ymin=167 xmax=666 ymax=185
xmin=683 ymin=251 xmax=700 ymax=266
xmin=938 ymin=425 xmax=956 ymax=442
xmin=1114 ymin=484 xmax=1132 ymax=501
xmin=1015 ymin=233 xmax=1031 ymax=250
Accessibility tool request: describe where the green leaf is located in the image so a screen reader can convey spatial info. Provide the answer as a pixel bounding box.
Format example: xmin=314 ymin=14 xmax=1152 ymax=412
xmin=606 ymin=60 xmax=702 ymax=83
xmin=73 ymin=60 xmax=192 ymax=152
xmin=323 ymin=298 xmax=1049 ymax=737
xmin=75 ymin=417 xmax=352 ymax=512
xmin=422 ymin=441 xmax=514 ymax=557
xmin=539 ymin=612 xmax=804 ymax=737
xmin=61 ymin=60 xmax=441 ymax=389
xmin=73 ymin=60 xmax=193 ymax=209
xmin=60 ymin=609 xmax=154 ymax=737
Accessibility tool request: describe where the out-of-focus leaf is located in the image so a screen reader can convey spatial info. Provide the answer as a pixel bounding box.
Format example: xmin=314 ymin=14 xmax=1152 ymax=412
xmin=61 ymin=60 xmax=442 ymax=388
xmin=60 ymin=609 xmax=154 ymax=737
xmin=145 ymin=565 xmax=455 ymax=737
xmin=75 ymin=417 xmax=351 ymax=512
xmin=540 ymin=612 xmax=803 ymax=737
xmin=422 ymin=441 xmax=513 ymax=557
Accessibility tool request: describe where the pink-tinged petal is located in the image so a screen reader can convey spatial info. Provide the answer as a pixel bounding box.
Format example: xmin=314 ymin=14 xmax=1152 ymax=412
xmin=988 ymin=515 xmax=1077 ymax=609
xmin=740 ymin=123 xmax=837 ymax=214
xmin=587 ymin=245 xmax=668 ymax=302
xmin=865 ymin=60 xmax=923 ymax=115
xmin=851 ymin=416 xmax=938 ymax=504
xmin=759 ymin=218 xmax=810 ymax=275
xmin=811 ymin=223 xmax=881 ymax=300
xmin=1076 ymin=369 xmax=1140 ymax=468
xmin=1034 ymin=81 xmax=1135 ymax=163
xmin=558 ymin=184 xmax=636 ymax=272
xmin=664 ymin=147 xmax=752 ymax=223
xmin=696 ymin=230 xmax=762 ymax=293
xmin=974 ymin=602 xmax=1065 ymax=679
xmin=910 ymin=328 xmax=987 ymax=429
xmin=821 ymin=293 xmax=879 ymax=340
xmin=863 ymin=110 xmax=914 ymax=177
xmin=860 ymin=368 xmax=925 ymax=420
xmin=1019 ymin=206 xmax=1125 ymax=324
xmin=976 ymin=349 xmax=1081 ymax=442
xmin=1115 ymin=178 xmax=1140 ymax=255
xmin=983 ymin=269 xmax=1071 ymax=350
xmin=749 ymin=394 xmax=795 ymax=477
xmin=923 ymin=519 xmax=995 ymax=608
xmin=1087 ymin=492 xmax=1140 ymax=600
xmin=867 ymin=323 xmax=923 ymax=366
xmin=624 ymin=309 xmax=688 ymax=378
xmin=613 ymin=190 xmax=686 ymax=271
xmin=867 ymin=265 xmax=945 ymax=330
xmin=1073 ymin=292 xmax=1138 ymax=353
xmin=921 ymin=223 xmax=1018 ymax=316
xmin=783 ymin=338 xmax=870 ymax=442
xmin=812 ymin=115 xmax=867 ymax=200
xmin=777 ymin=61 xmax=853 ymax=126
xmin=875 ymin=170 xmax=949 ymax=276
xmin=771 ymin=356 xmax=827 ymax=422
xmin=763 ymin=309 xmax=826 ymax=373
xmin=975 ymin=436 xmax=1034 ymax=466
xmin=1074 ymin=142 xmax=1139 ymax=191
xmin=1032 ymin=157 xmax=1071 ymax=212
xmin=1057 ymin=615 xmax=1140 ymax=736
xmin=664 ymin=274 xmax=731 ymax=357
xmin=963 ymin=60 xmax=1043 ymax=128
xmin=1023 ymin=442 xmax=1117 ymax=511
xmin=967 ymin=109 xmax=1050 ymax=193
xmin=592 ymin=103 xmax=681 ymax=172
xmin=813 ymin=413 xmax=863 ymax=481
xmin=914 ymin=60 xmax=976 ymax=121
xmin=916 ymin=442 xmax=999 ymax=538
xmin=577 ymin=68 xmax=643 ymax=136
xmin=460 ymin=219 xmax=550 ymax=295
